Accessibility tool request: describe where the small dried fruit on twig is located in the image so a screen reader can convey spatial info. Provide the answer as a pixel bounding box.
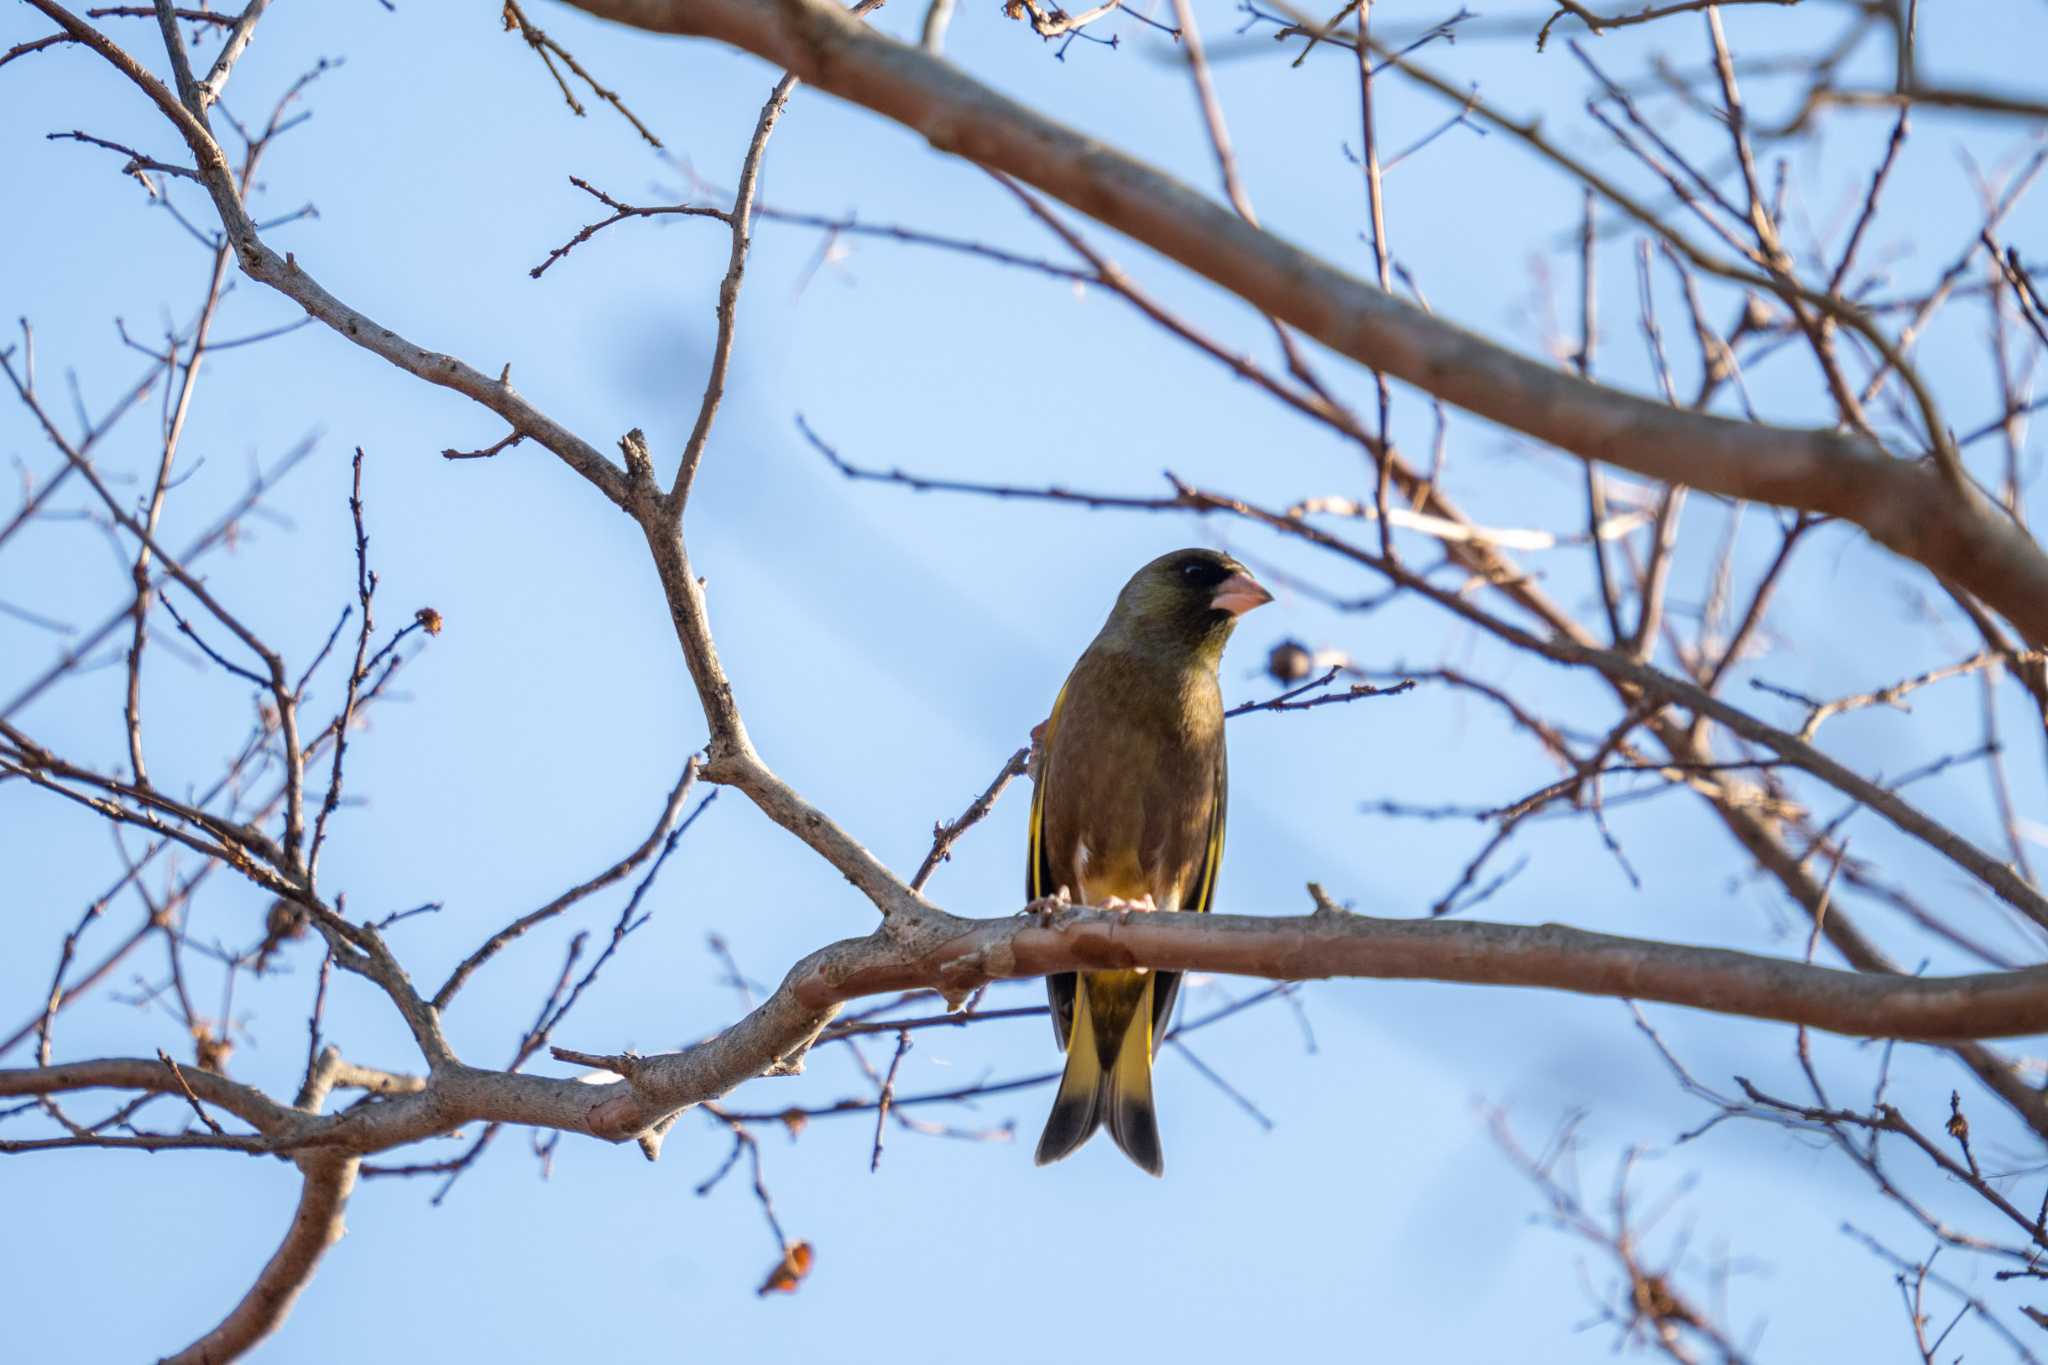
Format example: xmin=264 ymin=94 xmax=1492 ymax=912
xmin=756 ymin=1240 xmax=814 ymax=1296
xmin=265 ymin=898 xmax=309 ymax=942
xmin=192 ymin=1025 xmax=234 ymax=1074
xmin=1266 ymin=639 xmax=1315 ymax=683
xmin=1631 ymin=1272 xmax=1696 ymax=1327
xmin=255 ymin=897 xmax=310 ymax=973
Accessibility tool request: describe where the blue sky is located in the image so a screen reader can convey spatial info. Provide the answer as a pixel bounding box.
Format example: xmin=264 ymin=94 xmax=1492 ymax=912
xmin=6 ymin=0 xmax=2048 ymax=1359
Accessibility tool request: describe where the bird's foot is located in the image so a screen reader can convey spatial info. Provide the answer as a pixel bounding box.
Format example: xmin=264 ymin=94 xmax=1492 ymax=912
xmin=1102 ymin=894 xmax=1160 ymax=923
xmin=1022 ymin=887 xmax=1071 ymax=921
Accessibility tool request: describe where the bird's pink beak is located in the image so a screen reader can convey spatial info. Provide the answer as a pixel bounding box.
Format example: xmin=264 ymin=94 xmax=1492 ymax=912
xmin=1211 ymin=572 xmax=1273 ymax=617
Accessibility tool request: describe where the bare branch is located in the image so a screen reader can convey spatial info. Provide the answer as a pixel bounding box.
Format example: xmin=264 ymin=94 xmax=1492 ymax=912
xmin=434 ymin=758 xmax=703 ymax=1009
xmin=158 ymin=1155 xmax=359 ymax=1365
xmin=911 ymin=746 xmax=1029 ymax=892
xmin=24 ymin=0 xmax=631 ymax=506
xmin=673 ymin=73 xmax=797 ymax=508
xmin=500 ymin=0 xmax=664 ymax=148
xmin=554 ymin=0 xmax=2048 ymax=647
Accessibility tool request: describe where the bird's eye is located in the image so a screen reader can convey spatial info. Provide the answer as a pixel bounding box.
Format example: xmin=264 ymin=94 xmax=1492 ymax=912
xmin=1179 ymin=559 xmax=1228 ymax=589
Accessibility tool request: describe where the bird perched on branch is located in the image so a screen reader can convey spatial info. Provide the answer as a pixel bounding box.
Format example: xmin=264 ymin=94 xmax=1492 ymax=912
xmin=1029 ymin=547 xmax=1272 ymax=1175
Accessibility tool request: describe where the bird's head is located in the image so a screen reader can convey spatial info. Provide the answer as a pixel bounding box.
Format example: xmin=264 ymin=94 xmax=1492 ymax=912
xmin=1099 ymin=547 xmax=1273 ymax=666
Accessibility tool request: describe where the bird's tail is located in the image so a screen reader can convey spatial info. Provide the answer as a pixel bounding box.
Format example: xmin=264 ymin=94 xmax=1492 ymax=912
xmin=1034 ymin=971 xmax=1163 ymax=1176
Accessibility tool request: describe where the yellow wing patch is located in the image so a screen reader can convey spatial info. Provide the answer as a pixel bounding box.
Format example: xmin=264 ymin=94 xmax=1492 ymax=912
xmin=1026 ymin=679 xmax=1070 ymax=903
xmin=1187 ymin=749 xmax=1227 ymax=915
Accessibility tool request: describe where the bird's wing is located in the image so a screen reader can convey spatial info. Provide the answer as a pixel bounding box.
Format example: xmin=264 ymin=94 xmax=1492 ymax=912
xmin=1029 ymin=680 xmax=1078 ymax=1050
xmin=1152 ymin=740 xmax=1226 ymax=1043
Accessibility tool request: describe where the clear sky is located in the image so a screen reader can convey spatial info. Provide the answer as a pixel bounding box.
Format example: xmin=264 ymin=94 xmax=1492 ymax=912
xmin=5 ymin=1 xmax=2048 ymax=1360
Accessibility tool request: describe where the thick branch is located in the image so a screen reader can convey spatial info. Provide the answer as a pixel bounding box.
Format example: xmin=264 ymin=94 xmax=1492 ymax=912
xmin=158 ymin=1153 xmax=358 ymax=1365
xmin=555 ymin=0 xmax=2048 ymax=646
xmin=0 ymin=1055 xmax=304 ymax=1135
xmin=16 ymin=903 xmax=2047 ymax=1159
xmin=788 ymin=904 xmax=2048 ymax=1043
xmin=549 ymin=903 xmax=2048 ymax=1143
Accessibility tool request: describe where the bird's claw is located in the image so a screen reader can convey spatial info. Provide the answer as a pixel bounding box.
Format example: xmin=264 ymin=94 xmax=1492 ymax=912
xmin=1023 ymin=888 xmax=1071 ymax=921
xmin=1102 ymin=894 xmax=1160 ymax=923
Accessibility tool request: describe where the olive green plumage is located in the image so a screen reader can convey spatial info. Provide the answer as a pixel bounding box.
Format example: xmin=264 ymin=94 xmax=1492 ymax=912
xmin=1029 ymin=548 xmax=1270 ymax=1176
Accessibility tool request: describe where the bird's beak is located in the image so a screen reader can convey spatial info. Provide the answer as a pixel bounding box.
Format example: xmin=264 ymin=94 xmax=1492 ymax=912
xmin=1210 ymin=572 xmax=1273 ymax=617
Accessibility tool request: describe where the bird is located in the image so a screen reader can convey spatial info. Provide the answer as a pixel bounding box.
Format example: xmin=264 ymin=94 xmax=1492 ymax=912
xmin=1028 ymin=547 xmax=1272 ymax=1175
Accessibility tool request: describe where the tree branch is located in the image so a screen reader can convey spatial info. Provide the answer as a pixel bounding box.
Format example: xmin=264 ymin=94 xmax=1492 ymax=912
xmin=551 ymin=0 xmax=2048 ymax=647
xmin=14 ymin=901 xmax=2048 ymax=1162
xmin=671 ymin=71 xmax=797 ymax=507
xmin=157 ymin=1154 xmax=358 ymax=1365
xmin=22 ymin=0 xmax=631 ymax=508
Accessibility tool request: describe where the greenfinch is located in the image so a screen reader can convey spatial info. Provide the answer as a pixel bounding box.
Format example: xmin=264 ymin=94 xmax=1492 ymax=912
xmin=1029 ymin=548 xmax=1272 ymax=1175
